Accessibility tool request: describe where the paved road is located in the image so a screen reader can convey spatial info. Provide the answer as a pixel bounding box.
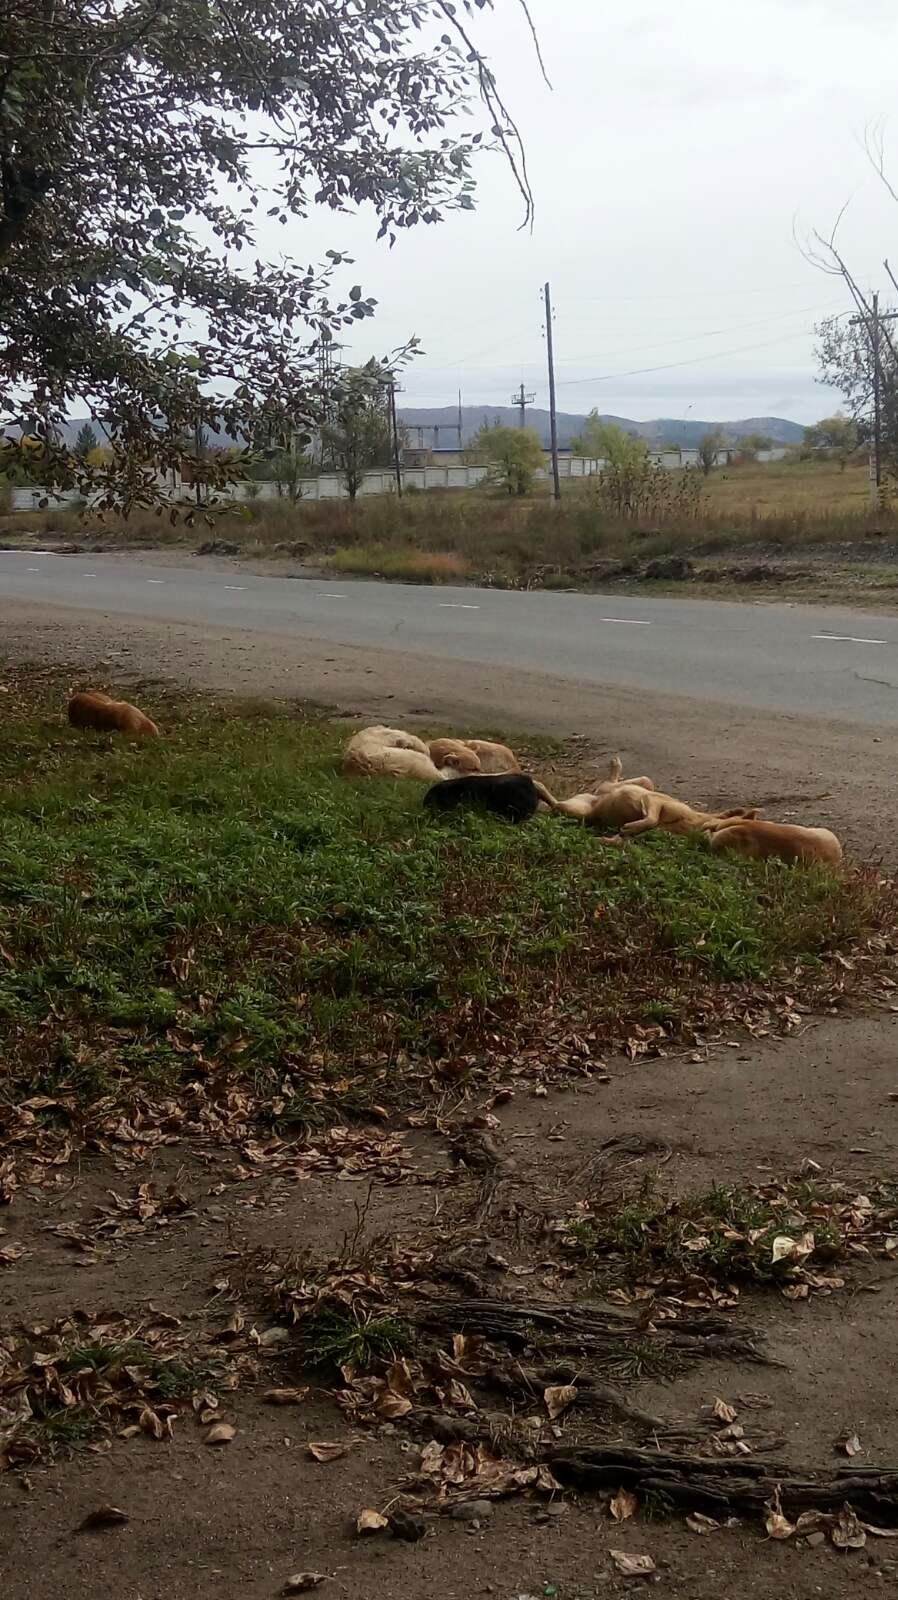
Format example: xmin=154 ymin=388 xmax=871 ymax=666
xmin=4 ymin=548 xmax=898 ymax=726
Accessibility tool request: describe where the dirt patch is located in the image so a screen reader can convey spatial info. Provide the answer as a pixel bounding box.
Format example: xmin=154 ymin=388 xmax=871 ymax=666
xmin=5 ymin=1016 xmax=898 ymax=1599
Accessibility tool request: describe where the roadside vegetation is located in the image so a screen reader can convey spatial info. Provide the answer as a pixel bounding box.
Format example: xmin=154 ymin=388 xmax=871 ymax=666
xmin=0 ymin=670 xmax=894 ymax=1147
xmin=5 ymin=457 xmax=898 ymax=600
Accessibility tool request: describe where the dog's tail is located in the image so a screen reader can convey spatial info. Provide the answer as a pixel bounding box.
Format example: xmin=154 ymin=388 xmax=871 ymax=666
xmin=531 ymin=778 xmax=559 ymax=809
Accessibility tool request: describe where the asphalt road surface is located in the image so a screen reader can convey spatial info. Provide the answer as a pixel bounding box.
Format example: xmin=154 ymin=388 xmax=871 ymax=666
xmin=4 ymin=548 xmax=898 ymax=727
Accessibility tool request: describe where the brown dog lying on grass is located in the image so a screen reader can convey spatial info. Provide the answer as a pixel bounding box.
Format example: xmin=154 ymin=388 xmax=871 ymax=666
xmin=68 ymin=691 xmax=160 ymax=737
xmin=552 ymin=757 xmax=758 ymax=838
xmin=428 ymin=737 xmax=521 ymax=775
xmin=428 ymin=738 xmax=482 ymax=775
xmin=707 ymin=816 xmax=843 ymax=867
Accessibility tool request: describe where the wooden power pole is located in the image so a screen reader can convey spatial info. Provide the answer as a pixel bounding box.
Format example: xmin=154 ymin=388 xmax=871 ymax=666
xmin=544 ymin=281 xmax=561 ymax=503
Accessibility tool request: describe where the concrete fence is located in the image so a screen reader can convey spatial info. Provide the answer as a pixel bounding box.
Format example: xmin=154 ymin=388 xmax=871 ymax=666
xmin=9 ymin=455 xmax=604 ymax=512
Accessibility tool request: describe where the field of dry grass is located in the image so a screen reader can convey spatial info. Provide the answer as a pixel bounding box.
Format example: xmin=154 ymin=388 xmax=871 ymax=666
xmin=2 ymin=457 xmax=896 ymax=594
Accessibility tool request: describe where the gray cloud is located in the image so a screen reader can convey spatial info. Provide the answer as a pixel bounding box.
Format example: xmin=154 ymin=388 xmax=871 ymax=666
xmin=260 ymin=0 xmax=898 ymax=424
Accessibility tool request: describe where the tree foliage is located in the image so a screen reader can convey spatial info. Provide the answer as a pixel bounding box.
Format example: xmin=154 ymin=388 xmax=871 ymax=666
xmin=802 ymin=412 xmax=859 ymax=469
xmin=74 ymin=423 xmax=99 ymax=461
xmin=0 ymin=0 xmax=533 ymax=509
xmin=322 ymin=361 xmax=394 ymax=501
xmin=815 ymin=314 xmax=898 ymax=476
xmin=697 ymin=429 xmax=726 ymax=476
xmin=472 ymin=423 xmax=544 ymax=495
xmin=735 ymin=432 xmax=773 ymax=454
xmin=570 ymin=413 xmax=646 ymax=468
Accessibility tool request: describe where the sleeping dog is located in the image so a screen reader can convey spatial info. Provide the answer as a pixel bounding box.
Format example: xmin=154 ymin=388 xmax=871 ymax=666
xmin=424 ymin=772 xmax=557 ymax=825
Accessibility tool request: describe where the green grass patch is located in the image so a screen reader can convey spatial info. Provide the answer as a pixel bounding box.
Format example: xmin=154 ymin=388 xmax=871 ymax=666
xmin=327 ymin=543 xmax=470 ymax=582
xmin=0 ymin=678 xmax=891 ymax=1129
xmin=301 ymin=1308 xmax=412 ymax=1370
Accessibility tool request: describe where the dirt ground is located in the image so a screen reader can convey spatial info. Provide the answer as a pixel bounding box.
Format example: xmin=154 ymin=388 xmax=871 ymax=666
xmin=3 ymin=602 xmax=898 ymax=1599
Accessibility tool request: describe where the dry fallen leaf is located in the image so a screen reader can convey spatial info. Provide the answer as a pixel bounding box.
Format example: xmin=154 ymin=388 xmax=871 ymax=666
xmin=610 ymin=1487 xmax=638 ymax=1523
xmin=831 ymin=1504 xmax=866 ymax=1550
xmin=77 ymin=1504 xmax=130 ymax=1531
xmin=609 ymin=1551 xmax=656 ymax=1576
xmin=139 ymin=1406 xmax=166 ymax=1441
xmin=205 ymin=1422 xmax=236 ymax=1446
xmin=263 ymin=1388 xmax=309 ymax=1406
xmin=712 ymin=1397 xmax=737 ymax=1425
xmin=765 ymin=1490 xmax=796 ymax=1541
xmin=543 ymin=1383 xmax=577 ymax=1421
xmin=686 ymin=1513 xmax=720 ymax=1535
xmin=308 ymin=1441 xmax=349 ymax=1463
xmin=834 ymin=1431 xmax=862 ymax=1458
xmin=282 ymin=1575 xmax=326 ymax=1594
xmin=771 ymin=1231 xmax=815 ymax=1265
xmin=356 ymin=1508 xmax=389 ymax=1536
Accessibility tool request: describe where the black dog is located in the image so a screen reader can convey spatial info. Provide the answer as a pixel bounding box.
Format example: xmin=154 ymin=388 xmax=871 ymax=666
xmin=423 ymin=772 xmax=555 ymax=825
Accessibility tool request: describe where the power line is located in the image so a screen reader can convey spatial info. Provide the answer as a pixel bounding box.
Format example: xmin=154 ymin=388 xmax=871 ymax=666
xmin=555 ymin=325 xmax=842 ymax=387
xmin=560 ymin=281 xmax=828 ymax=303
xmin=551 ymin=304 xmax=839 ymax=367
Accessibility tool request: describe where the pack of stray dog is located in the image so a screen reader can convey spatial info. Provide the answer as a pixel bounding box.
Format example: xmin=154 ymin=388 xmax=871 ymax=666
xmin=341 ymin=725 xmax=844 ymax=868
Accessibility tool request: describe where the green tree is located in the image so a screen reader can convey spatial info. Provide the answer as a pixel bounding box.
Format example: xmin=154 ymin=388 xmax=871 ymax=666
xmin=323 ymin=363 xmax=394 ymax=502
xmin=472 ymin=424 xmax=544 ymax=496
xmin=571 ymin=413 xmax=647 ymax=468
xmin=815 ymin=314 xmax=898 ymax=479
xmin=697 ymin=430 xmax=726 ymax=476
xmin=735 ymin=432 xmax=774 ymax=454
xmin=802 ymin=413 xmax=859 ymax=470
xmin=74 ymin=423 xmax=99 ymax=460
xmin=0 ymin=1 xmax=534 ymax=511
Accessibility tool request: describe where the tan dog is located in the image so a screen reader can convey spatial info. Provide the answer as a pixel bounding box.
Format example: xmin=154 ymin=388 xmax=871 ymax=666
xmin=343 ymin=725 xmax=446 ymax=783
xmin=552 ymin=757 xmax=657 ymax=821
xmin=68 ymin=691 xmax=160 ymax=737
xmin=553 ymin=758 xmax=758 ymax=837
xmin=590 ymin=756 xmax=655 ymax=795
xmin=429 ymin=738 xmax=482 ymax=776
xmin=463 ymin=739 xmax=521 ymax=775
xmin=708 ymin=816 xmax=843 ymax=867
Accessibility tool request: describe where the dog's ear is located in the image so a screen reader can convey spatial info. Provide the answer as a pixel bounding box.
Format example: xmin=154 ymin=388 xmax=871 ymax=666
xmin=608 ymin=755 xmax=623 ymax=781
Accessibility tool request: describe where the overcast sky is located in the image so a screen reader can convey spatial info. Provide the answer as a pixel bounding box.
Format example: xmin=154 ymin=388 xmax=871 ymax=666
xmin=266 ymin=0 xmax=898 ymax=423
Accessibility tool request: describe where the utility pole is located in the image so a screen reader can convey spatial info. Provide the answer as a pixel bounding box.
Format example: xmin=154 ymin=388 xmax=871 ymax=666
xmin=850 ymin=291 xmax=898 ymax=506
xmin=512 ymin=381 xmax=535 ymax=429
xmin=543 ymin=281 xmax=561 ymax=503
xmin=457 ymin=389 xmax=464 ymax=452
xmin=388 ymin=378 xmax=403 ymax=498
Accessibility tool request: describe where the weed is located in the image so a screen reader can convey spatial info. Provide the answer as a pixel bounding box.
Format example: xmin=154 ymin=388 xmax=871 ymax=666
xmin=565 ymin=1176 xmax=892 ymax=1289
xmin=302 ymin=1308 xmax=411 ymax=1370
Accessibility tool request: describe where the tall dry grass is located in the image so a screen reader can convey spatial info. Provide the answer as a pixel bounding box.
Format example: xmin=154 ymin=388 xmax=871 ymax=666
xmin=4 ymin=459 xmax=897 ymax=582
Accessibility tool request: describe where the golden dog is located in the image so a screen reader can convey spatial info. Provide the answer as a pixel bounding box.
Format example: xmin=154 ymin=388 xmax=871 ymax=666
xmin=68 ymin=691 xmax=160 ymax=737
xmin=708 ymin=816 xmax=843 ymax=867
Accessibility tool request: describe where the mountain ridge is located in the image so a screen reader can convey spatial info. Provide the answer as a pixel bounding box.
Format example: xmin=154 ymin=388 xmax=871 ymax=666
xmin=396 ymin=406 xmax=804 ymax=449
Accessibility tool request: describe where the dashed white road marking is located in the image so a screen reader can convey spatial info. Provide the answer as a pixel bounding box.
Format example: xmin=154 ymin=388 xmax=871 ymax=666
xmin=224 ymin=585 xmax=246 ymax=591
xmin=0 ymin=549 xmax=55 ymax=556
xmin=319 ymin=591 xmax=346 ymax=598
xmin=439 ymin=602 xmax=480 ymax=610
xmin=812 ymin=632 xmax=887 ymax=645
xmin=25 ymin=567 xmax=40 ymax=573
xmin=81 ymin=572 xmax=96 ymax=577
xmin=146 ymin=579 xmax=165 ymax=585
xmin=599 ymin=617 xmax=651 ymax=626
